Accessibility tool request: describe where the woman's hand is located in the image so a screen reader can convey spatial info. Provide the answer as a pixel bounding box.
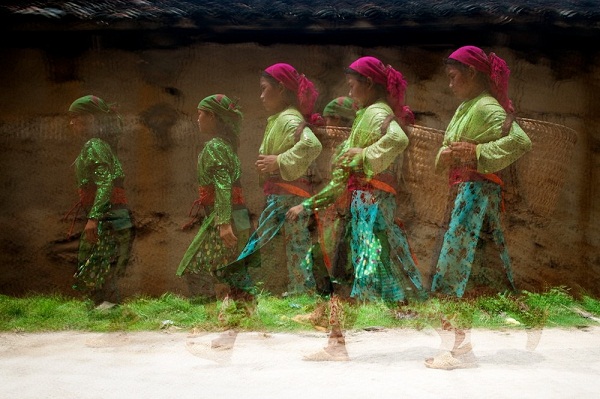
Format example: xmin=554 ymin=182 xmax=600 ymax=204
xmin=286 ymin=204 xmax=304 ymax=222
xmin=256 ymin=155 xmax=279 ymax=173
xmin=84 ymin=219 xmax=99 ymax=243
xmin=337 ymin=147 xmax=363 ymax=168
xmin=449 ymin=142 xmax=477 ymax=163
xmin=219 ymin=223 xmax=238 ymax=248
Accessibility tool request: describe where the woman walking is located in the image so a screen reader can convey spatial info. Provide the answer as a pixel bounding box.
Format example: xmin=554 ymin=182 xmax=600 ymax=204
xmin=426 ymin=46 xmax=532 ymax=369
xmin=67 ymin=95 xmax=133 ymax=307
xmin=287 ymin=56 xmax=427 ymax=360
xmin=176 ymin=94 xmax=251 ymax=299
xmin=217 ymin=63 xmax=323 ymax=296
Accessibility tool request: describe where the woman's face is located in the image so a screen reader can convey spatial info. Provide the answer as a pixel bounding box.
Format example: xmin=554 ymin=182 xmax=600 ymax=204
xmin=346 ymin=75 xmax=370 ymax=107
xmin=260 ymin=76 xmax=287 ymax=114
xmin=197 ymin=109 xmax=217 ymax=135
xmin=69 ymin=113 xmax=95 ymax=137
xmin=446 ymin=65 xmax=476 ymax=100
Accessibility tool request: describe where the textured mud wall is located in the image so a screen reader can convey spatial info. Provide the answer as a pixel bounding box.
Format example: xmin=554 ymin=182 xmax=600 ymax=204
xmin=0 ymin=42 xmax=598 ymax=298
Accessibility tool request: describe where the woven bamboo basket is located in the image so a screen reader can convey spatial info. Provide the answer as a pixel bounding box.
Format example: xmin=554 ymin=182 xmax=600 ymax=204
xmin=311 ymin=119 xmax=577 ymax=222
xmin=312 ymin=124 xmax=450 ymax=225
xmin=514 ymin=118 xmax=578 ymax=216
xmin=401 ymin=120 xmax=579 ymax=223
xmin=312 ymin=126 xmax=351 ymax=184
xmin=402 ymin=124 xmax=449 ymax=226
xmin=312 ymin=126 xmax=350 ymax=149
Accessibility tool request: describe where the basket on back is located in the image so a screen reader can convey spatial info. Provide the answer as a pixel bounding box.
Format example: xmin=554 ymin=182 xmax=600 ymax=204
xmin=401 ymin=119 xmax=578 ymax=224
xmin=312 ymin=126 xmax=351 ymax=183
xmin=401 ymin=125 xmax=448 ymax=226
xmin=312 ymin=119 xmax=578 ymax=222
xmin=513 ymin=118 xmax=578 ymax=217
xmin=312 ymin=126 xmax=351 ymax=149
xmin=313 ymin=123 xmax=450 ymax=225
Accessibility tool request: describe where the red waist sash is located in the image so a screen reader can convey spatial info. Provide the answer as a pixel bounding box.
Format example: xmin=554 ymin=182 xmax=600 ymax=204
xmin=449 ymin=166 xmax=505 ymax=211
xmin=63 ymin=185 xmax=128 ymax=237
xmin=78 ymin=186 xmax=128 ymax=207
xmin=182 ymin=185 xmax=246 ymax=229
xmin=196 ymin=185 xmax=245 ymax=206
xmin=449 ymin=166 xmax=503 ymax=187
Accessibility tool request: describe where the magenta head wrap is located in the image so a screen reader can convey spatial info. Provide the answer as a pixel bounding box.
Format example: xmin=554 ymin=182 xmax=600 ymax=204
xmin=347 ymin=56 xmax=414 ymax=124
xmin=448 ymin=45 xmax=514 ymax=113
xmin=263 ymin=63 xmax=319 ymax=122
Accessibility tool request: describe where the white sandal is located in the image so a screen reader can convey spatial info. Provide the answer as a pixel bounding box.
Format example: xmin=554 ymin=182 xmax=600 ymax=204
xmin=425 ymin=351 xmax=477 ymax=370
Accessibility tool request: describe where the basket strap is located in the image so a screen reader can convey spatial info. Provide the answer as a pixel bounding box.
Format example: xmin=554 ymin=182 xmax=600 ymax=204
xmin=500 ymin=113 xmax=522 ymax=205
xmin=380 ymin=114 xmax=396 ymax=136
xmin=293 ymin=121 xmax=308 ymax=142
xmin=501 ymin=113 xmax=517 ymax=136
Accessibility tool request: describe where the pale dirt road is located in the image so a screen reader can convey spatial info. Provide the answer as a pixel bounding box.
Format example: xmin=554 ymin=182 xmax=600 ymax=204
xmin=1 ymin=327 xmax=599 ymax=399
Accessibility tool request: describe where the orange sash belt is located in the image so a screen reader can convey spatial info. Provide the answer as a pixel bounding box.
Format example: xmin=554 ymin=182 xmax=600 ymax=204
xmin=347 ymin=173 xmax=397 ymax=195
xmin=263 ymin=178 xmax=312 ymax=198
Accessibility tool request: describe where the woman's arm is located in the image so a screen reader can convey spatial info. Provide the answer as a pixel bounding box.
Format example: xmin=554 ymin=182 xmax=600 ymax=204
xmin=475 ymin=118 xmax=532 ymax=173
xmin=277 ymin=122 xmax=323 ymax=181
xmin=359 ymin=107 xmax=409 ymax=177
xmin=204 ymin=142 xmax=238 ymax=248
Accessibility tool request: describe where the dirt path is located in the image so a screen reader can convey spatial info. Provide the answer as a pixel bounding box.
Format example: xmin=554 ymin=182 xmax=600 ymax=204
xmin=1 ymin=327 xmax=599 ymax=398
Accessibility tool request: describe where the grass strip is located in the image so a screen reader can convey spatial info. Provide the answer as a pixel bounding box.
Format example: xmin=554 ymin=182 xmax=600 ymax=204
xmin=1 ymin=287 xmax=599 ymax=333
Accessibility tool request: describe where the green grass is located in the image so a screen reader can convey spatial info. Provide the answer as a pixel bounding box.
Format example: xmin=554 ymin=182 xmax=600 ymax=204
xmin=1 ymin=287 xmax=599 ymax=333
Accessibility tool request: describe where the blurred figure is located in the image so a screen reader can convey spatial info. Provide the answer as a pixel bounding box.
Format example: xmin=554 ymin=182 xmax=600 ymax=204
xmin=322 ymin=96 xmax=359 ymax=127
xmin=176 ymin=94 xmax=251 ymax=300
xmin=217 ymin=63 xmax=323 ymax=297
xmin=67 ymin=95 xmax=133 ymax=308
xmin=287 ymin=57 xmax=427 ymax=360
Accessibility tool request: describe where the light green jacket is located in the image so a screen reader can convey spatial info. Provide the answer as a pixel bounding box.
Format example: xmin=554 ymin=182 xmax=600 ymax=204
xmin=304 ymin=100 xmax=408 ymax=211
xmin=259 ymin=106 xmax=322 ymax=181
xmin=436 ymin=92 xmax=532 ymax=174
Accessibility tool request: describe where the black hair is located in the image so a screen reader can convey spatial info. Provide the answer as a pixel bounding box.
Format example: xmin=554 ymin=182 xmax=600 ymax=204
xmin=344 ymin=67 xmax=386 ymax=98
xmin=261 ymin=71 xmax=279 ymax=85
xmin=344 ymin=67 xmax=368 ymax=82
xmin=444 ymin=58 xmax=490 ymax=89
xmin=444 ymin=58 xmax=470 ymax=70
xmin=87 ymin=112 xmax=123 ymax=149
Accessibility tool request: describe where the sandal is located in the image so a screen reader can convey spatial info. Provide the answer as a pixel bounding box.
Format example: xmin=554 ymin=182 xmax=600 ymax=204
xmin=210 ymin=330 xmax=238 ymax=350
xmin=424 ymin=351 xmax=477 ymax=370
xmin=452 ymin=342 xmax=473 ymax=356
xmin=303 ymin=341 xmax=350 ymax=362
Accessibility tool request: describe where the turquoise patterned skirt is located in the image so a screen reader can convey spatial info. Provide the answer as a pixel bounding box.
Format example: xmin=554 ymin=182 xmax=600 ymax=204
xmin=430 ymin=181 xmax=515 ymax=298
xmin=348 ymin=190 xmax=426 ymax=302
xmin=216 ymin=194 xmax=315 ymax=294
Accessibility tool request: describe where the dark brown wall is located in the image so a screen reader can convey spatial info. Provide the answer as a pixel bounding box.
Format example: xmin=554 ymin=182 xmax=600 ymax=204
xmin=0 ymin=42 xmax=598 ymax=298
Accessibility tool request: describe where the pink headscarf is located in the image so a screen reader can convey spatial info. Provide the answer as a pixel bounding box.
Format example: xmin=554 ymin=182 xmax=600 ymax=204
xmin=347 ymin=56 xmax=414 ymax=125
xmin=264 ymin=63 xmax=320 ymax=123
xmin=448 ymin=45 xmax=514 ymax=113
